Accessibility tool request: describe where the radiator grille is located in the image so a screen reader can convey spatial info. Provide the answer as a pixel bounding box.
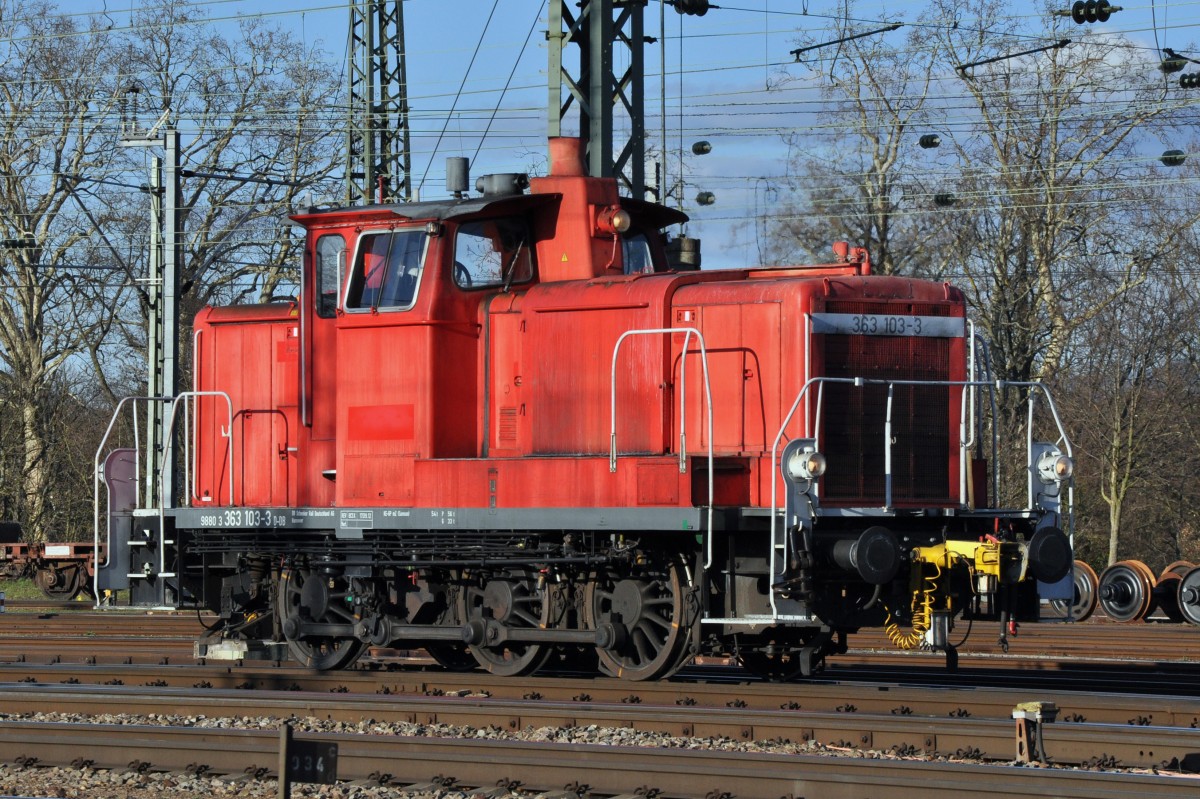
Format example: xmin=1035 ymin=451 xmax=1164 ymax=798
xmin=498 ymin=406 xmax=518 ymax=443
xmin=820 ymin=301 xmax=954 ymax=505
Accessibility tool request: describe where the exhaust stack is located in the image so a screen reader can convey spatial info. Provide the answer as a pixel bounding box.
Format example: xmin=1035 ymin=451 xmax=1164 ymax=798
xmin=548 ymin=137 xmax=586 ymax=177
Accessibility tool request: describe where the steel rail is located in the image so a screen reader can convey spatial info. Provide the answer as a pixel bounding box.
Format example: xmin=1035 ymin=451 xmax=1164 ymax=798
xmin=1 ymin=643 xmax=1200 ymax=703
xmin=0 ymin=721 xmax=1195 ymax=798
xmin=5 ymin=610 xmax=1198 ymax=652
xmin=1 ymin=683 xmax=1198 ymax=771
xmin=1 ymin=664 xmax=1198 ymax=728
xmin=1 ymin=643 xmax=1200 ymax=715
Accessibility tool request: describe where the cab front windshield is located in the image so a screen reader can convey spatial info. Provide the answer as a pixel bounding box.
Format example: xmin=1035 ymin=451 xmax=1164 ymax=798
xmin=345 ymin=228 xmax=429 ymax=310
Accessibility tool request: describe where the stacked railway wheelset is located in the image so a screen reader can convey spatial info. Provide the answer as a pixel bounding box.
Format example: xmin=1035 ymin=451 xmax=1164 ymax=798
xmin=76 ymin=136 xmax=1093 ymax=680
xmin=0 ymin=523 xmax=98 ymax=601
xmin=1061 ymin=558 xmax=1200 ymax=625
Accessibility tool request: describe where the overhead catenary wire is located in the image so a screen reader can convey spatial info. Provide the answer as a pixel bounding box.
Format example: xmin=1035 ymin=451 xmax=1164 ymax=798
xmin=417 ymin=0 xmax=502 ymax=192
xmin=0 ymin=1 xmax=1198 ymax=265
xmin=470 ymin=0 xmax=546 ymax=171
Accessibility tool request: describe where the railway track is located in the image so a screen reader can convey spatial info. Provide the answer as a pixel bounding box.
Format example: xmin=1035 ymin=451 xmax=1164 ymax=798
xmin=1 ymin=614 xmax=1200 ymax=701
xmin=0 ymin=612 xmax=1198 ymax=796
xmin=2 ymin=658 xmax=1198 ymax=726
xmin=0 ymin=598 xmax=97 ymax=613
xmin=0 ymin=611 xmax=1198 ymax=666
xmin=2 ymin=679 xmax=1199 ymax=770
xmin=2 ymin=718 xmax=1195 ymax=799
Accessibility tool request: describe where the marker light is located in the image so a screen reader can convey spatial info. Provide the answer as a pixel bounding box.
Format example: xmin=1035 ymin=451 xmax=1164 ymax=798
xmin=1037 ymin=451 xmax=1074 ymax=484
xmin=787 ymin=449 xmax=827 ymax=481
xmin=596 ymin=206 xmax=632 ymax=235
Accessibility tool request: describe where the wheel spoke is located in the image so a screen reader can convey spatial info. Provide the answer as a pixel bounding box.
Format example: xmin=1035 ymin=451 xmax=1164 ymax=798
xmin=637 ymin=617 xmax=667 ymax=643
xmin=632 ymin=629 xmax=654 ymax=665
xmin=641 ymin=612 xmax=672 ymax=632
xmin=512 ymin=607 xmax=540 ymax=627
xmin=325 ymin=603 xmax=358 ymax=623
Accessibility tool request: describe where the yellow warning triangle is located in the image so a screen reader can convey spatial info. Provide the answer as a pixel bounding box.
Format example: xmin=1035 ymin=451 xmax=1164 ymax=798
xmin=561 ymin=253 xmax=569 ymax=261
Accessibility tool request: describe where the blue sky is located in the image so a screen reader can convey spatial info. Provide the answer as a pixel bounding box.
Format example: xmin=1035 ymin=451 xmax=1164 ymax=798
xmin=67 ymin=1 xmax=1200 ymax=267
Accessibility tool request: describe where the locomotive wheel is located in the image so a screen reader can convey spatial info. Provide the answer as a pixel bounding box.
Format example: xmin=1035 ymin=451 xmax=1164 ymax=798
xmin=737 ymin=628 xmax=823 ymax=682
xmin=459 ymin=567 xmax=553 ymax=677
xmin=34 ymin=564 xmax=86 ymax=600
xmin=277 ymin=567 xmax=367 ymax=670
xmin=1177 ymin=566 xmax=1200 ymax=627
xmin=1160 ymin=561 xmax=1194 ymax=581
xmin=1156 ymin=572 xmax=1186 ymax=623
xmin=584 ymin=551 xmax=689 ymax=681
xmin=1097 ymin=560 xmax=1155 ymax=623
xmin=423 ymin=574 xmax=477 ymax=671
xmin=1130 ymin=559 xmax=1159 ymax=617
xmin=1050 ymin=560 xmax=1099 ymax=621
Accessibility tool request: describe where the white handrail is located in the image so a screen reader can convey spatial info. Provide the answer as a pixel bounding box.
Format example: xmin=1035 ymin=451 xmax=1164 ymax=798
xmin=1018 ymin=381 xmax=1074 ymax=510
xmin=162 ymin=391 xmax=234 ymax=511
xmin=91 ymin=396 xmax=171 ymax=602
xmin=964 ymin=321 xmax=978 ymax=451
xmin=159 ymin=391 xmax=235 ymax=585
xmin=609 ymin=327 xmax=715 ymax=565
xmin=768 ymin=375 xmax=1071 ymax=618
xmin=91 ymin=393 xmax=235 ymax=604
xmin=971 ymin=333 xmax=1001 ymax=504
xmin=769 ymin=376 xmax=844 ymax=616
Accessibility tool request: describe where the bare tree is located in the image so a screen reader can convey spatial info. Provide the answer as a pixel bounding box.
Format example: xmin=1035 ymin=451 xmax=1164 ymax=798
xmin=1063 ymin=272 xmax=1200 ymax=566
xmin=925 ymin=1 xmax=1196 ymax=510
xmin=0 ymin=1 xmax=125 ymax=540
xmin=0 ymin=0 xmax=343 ymax=541
xmin=933 ymin=13 xmax=1183 ymax=384
xmin=124 ymin=2 xmax=343 ymax=319
xmin=763 ymin=4 xmax=956 ymax=277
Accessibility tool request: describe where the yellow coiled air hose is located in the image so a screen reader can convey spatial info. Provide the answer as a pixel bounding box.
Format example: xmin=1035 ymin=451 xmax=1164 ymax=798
xmin=883 ymin=564 xmax=941 ymax=650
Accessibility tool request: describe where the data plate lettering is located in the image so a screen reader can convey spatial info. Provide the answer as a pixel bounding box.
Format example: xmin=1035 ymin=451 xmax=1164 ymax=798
xmin=811 ymin=312 xmax=964 ymax=338
xmin=197 ymin=509 xmax=288 ymax=528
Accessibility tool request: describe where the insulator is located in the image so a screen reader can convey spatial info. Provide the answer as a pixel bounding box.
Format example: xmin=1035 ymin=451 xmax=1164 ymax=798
xmin=674 ymin=0 xmax=710 ymax=16
xmin=1070 ymin=0 xmax=1119 ymax=24
xmin=1161 ymin=56 xmax=1186 ymax=74
xmin=1161 ymin=149 xmax=1187 ymax=167
xmin=1181 ymin=73 xmax=1200 ymax=89
xmin=694 ymin=191 xmax=716 ymax=206
xmin=918 ymin=134 xmax=941 ymax=149
xmin=691 ymin=140 xmax=712 ymax=155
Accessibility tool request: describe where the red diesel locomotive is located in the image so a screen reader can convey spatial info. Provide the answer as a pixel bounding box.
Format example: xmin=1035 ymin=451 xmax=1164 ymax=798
xmin=95 ymin=137 xmax=1075 ymax=679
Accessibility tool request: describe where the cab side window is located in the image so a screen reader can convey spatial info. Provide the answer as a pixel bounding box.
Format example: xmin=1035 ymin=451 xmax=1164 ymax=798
xmin=345 ymin=228 xmax=429 ymax=311
xmin=622 ymin=232 xmax=654 ymax=275
xmin=315 ymin=234 xmax=345 ymax=318
xmin=453 ymin=218 xmax=533 ymax=289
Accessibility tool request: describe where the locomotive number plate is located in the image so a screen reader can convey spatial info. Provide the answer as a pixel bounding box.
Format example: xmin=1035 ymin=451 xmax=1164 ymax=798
xmin=810 ymin=313 xmax=964 ymax=338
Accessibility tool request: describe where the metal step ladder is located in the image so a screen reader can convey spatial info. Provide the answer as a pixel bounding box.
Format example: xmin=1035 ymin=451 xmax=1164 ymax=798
xmin=96 ymin=448 xmax=180 ymax=608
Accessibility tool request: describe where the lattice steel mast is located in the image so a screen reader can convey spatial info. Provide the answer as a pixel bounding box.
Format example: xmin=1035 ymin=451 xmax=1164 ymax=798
xmin=347 ymin=1 xmax=412 ymax=204
xmin=549 ymin=0 xmax=646 ymax=198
